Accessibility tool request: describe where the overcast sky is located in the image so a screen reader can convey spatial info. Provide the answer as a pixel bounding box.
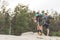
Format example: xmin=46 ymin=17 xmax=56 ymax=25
xmin=1 ymin=0 xmax=60 ymax=12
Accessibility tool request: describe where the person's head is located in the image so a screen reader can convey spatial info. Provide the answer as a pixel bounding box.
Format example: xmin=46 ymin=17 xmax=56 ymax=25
xmin=42 ymin=10 xmax=44 ymax=13
xmin=45 ymin=13 xmax=48 ymax=15
xmin=33 ymin=11 xmax=35 ymax=13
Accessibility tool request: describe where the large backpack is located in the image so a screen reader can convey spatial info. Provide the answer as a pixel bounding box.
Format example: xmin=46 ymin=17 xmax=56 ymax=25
xmin=44 ymin=15 xmax=51 ymax=24
xmin=39 ymin=14 xmax=43 ymax=21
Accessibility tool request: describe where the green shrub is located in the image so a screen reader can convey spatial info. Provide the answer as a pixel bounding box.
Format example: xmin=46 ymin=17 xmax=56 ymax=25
xmin=52 ymin=31 xmax=60 ymax=36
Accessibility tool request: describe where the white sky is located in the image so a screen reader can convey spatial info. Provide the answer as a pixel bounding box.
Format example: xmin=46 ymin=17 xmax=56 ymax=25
xmin=1 ymin=0 xmax=60 ymax=12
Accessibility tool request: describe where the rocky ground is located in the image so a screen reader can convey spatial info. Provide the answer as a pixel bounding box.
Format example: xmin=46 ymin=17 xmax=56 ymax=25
xmin=0 ymin=32 xmax=60 ymax=40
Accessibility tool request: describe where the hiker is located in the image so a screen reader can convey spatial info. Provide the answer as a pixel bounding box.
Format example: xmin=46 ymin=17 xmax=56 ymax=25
xmin=43 ymin=13 xmax=51 ymax=36
xmin=35 ymin=11 xmax=43 ymax=35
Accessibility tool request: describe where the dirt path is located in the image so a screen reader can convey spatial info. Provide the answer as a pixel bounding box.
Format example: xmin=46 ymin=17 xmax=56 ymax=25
xmin=0 ymin=32 xmax=60 ymax=40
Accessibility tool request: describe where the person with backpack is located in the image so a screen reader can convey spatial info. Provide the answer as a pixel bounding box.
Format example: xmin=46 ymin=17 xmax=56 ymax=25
xmin=35 ymin=11 xmax=44 ymax=35
xmin=43 ymin=13 xmax=51 ymax=36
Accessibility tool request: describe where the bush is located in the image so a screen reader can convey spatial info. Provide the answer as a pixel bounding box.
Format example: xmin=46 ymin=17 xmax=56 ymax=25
xmin=51 ymin=31 xmax=60 ymax=36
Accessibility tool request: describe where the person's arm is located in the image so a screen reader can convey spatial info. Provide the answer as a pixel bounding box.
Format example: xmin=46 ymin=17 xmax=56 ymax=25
xmin=33 ymin=13 xmax=37 ymax=22
xmin=48 ymin=16 xmax=54 ymax=19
